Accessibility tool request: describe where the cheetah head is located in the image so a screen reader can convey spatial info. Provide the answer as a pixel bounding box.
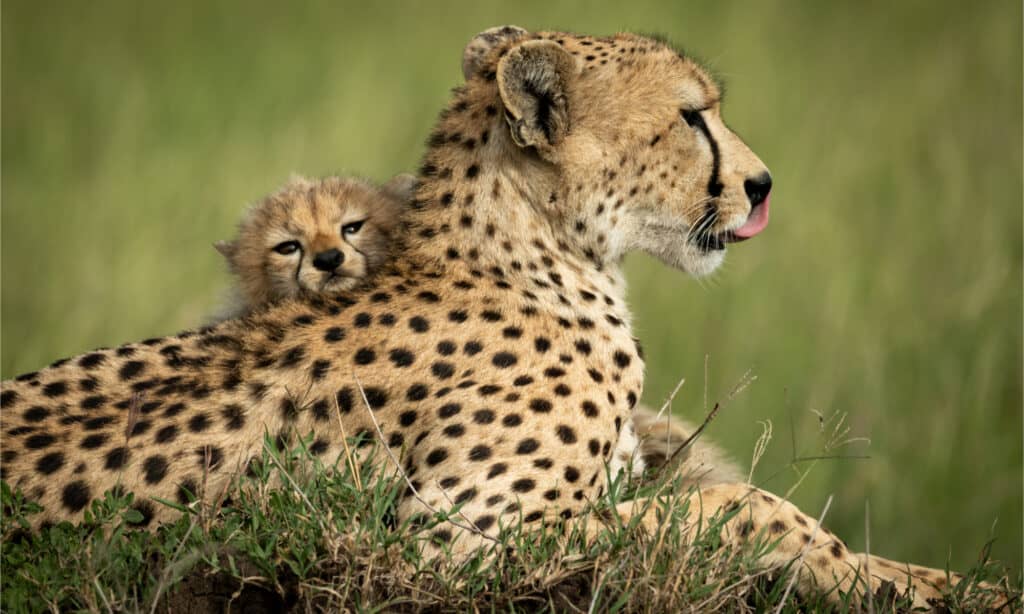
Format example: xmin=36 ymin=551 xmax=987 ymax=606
xmin=216 ymin=175 xmax=413 ymax=307
xmin=466 ymin=26 xmax=771 ymax=277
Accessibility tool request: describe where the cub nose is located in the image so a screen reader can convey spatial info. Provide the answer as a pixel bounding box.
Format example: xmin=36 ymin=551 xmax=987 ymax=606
xmin=743 ymin=172 xmax=773 ymax=207
xmin=312 ymin=248 xmax=344 ymax=272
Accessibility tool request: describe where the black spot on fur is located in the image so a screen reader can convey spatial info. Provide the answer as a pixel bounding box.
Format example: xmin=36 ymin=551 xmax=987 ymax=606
xmin=492 ymin=352 xmax=517 ymax=368
xmin=529 ymin=398 xmax=553 ymax=413
xmin=26 ymin=434 xmax=56 ymax=449
xmin=443 ymin=423 xmax=465 ymax=438
xmin=438 ymin=403 xmax=461 ymax=418
xmin=143 ymin=455 xmax=169 ymax=484
xmin=354 ymin=348 xmax=376 ymax=365
xmin=154 ymin=426 xmax=178 ymax=447
xmin=279 ymin=347 xmax=306 ymax=369
xmin=406 ymin=384 xmax=429 ymax=401
xmin=84 ymin=416 xmax=114 ymax=430
xmin=363 ymin=387 xmax=388 ymax=409
xmin=23 ymin=406 xmax=49 ymax=422
xmin=1 ymin=390 xmax=17 ymax=407
xmin=79 ymin=353 xmax=107 ymax=369
xmin=196 ymin=446 xmax=223 ymax=469
xmin=426 ymin=448 xmax=448 ymax=466
xmin=177 ymin=478 xmax=198 ymax=504
xmin=432 ymin=362 xmax=455 ymax=379
xmin=473 ymin=409 xmax=495 ymax=424
xmin=336 ymin=388 xmax=354 ymax=413
xmin=36 ymin=452 xmax=65 ymax=475
xmin=512 ymin=478 xmax=536 ymax=493
xmin=219 ymin=404 xmax=245 ymax=431
xmin=516 ymin=438 xmax=540 ymax=454
xmin=105 ymin=447 xmax=129 ymax=470
xmin=478 ymin=384 xmax=501 ymax=396
xmin=43 ymin=381 xmax=68 ymax=397
xmin=118 ymin=361 xmax=147 ymax=380
xmin=556 ymin=425 xmax=578 ymax=444
xmin=61 ymin=480 xmax=91 ymax=512
xmin=188 ymin=413 xmax=210 ymax=433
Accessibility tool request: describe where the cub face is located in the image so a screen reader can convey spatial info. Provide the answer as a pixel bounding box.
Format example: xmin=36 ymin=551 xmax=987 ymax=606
xmin=216 ymin=174 xmax=414 ymax=315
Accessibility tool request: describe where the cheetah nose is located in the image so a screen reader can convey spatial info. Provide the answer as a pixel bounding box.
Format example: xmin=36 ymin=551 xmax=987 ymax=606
xmin=312 ymin=249 xmax=344 ymax=272
xmin=744 ymin=172 xmax=772 ymax=207
xmin=731 ymin=172 xmax=772 ymax=241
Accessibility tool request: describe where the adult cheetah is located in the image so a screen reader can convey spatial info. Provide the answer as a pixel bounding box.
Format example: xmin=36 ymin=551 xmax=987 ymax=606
xmin=0 ymin=26 xmax=1001 ymax=608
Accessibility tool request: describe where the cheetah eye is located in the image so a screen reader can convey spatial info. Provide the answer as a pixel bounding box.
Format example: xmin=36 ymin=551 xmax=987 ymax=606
xmin=680 ymin=109 xmax=703 ymax=129
xmin=273 ymin=240 xmax=300 ymax=255
xmin=342 ymin=220 xmax=365 ymax=236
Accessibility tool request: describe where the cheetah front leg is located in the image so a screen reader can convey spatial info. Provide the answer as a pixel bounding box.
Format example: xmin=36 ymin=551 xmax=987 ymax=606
xmin=609 ymin=483 xmax=1006 ymax=609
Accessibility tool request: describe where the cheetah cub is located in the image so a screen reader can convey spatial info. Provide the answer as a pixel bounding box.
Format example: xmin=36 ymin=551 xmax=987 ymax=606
xmin=213 ymin=174 xmax=415 ymax=320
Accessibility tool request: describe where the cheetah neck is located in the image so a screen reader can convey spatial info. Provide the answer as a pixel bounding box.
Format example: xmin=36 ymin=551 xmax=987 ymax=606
xmin=403 ymin=86 xmax=632 ymax=325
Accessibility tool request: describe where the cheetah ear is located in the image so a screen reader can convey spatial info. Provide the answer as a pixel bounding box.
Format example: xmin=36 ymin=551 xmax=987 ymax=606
xmin=497 ymin=40 xmax=578 ymax=152
xmin=381 ymin=173 xmax=418 ymax=203
xmin=462 ymin=25 xmax=528 ymax=80
xmin=214 ymin=240 xmax=236 ymax=264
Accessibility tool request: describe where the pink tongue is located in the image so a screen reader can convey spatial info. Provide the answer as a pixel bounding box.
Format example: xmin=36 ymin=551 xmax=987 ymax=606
xmin=732 ymin=195 xmax=770 ymax=239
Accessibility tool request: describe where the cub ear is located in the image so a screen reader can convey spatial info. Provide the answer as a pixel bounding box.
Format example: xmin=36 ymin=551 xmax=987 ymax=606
xmin=381 ymin=173 xmax=418 ymax=203
xmin=462 ymin=25 xmax=528 ymax=80
xmin=497 ymin=40 xmax=578 ymax=152
xmin=214 ymin=240 xmax=236 ymax=263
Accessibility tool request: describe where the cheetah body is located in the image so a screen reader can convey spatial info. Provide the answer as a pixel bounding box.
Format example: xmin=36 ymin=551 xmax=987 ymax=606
xmin=0 ymin=26 xmax=1001 ymax=608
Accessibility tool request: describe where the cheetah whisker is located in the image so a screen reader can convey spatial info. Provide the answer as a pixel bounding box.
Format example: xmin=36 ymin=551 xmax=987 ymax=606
xmin=353 ymin=373 xmax=499 ymax=545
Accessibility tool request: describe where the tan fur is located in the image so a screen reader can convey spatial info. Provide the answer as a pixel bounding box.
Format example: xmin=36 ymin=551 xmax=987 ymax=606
xmin=631 ymin=403 xmax=745 ymax=486
xmin=214 ymin=174 xmax=414 ymax=319
xmin=0 ymin=27 xmax=1005 ymax=609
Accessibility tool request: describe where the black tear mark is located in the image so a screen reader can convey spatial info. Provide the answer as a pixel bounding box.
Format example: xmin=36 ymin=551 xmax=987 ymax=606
xmin=681 ymin=110 xmax=723 ymax=198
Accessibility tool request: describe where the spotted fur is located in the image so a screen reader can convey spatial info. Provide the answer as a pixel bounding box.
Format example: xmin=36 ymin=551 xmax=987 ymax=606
xmin=0 ymin=26 xmax=1005 ymax=609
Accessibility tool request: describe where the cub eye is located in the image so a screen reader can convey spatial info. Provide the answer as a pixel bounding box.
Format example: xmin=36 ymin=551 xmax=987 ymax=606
xmin=342 ymin=220 xmax=365 ymax=236
xmin=273 ymin=240 xmax=300 ymax=255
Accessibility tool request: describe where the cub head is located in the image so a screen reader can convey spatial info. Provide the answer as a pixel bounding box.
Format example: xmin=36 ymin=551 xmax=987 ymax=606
xmin=464 ymin=27 xmax=772 ymax=277
xmin=216 ymin=174 xmax=414 ymax=312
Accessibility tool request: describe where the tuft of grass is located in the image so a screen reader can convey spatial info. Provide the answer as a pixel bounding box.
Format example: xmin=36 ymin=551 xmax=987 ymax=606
xmin=3 ymin=436 xmax=1018 ymax=613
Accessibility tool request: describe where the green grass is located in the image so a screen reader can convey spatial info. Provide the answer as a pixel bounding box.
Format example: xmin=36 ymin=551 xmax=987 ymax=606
xmin=2 ymin=438 xmax=1016 ymax=612
xmin=2 ymin=0 xmax=1021 ymax=583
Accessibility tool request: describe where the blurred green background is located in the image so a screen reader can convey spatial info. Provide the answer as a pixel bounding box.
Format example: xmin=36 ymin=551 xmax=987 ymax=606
xmin=3 ymin=1 xmax=1020 ymax=574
